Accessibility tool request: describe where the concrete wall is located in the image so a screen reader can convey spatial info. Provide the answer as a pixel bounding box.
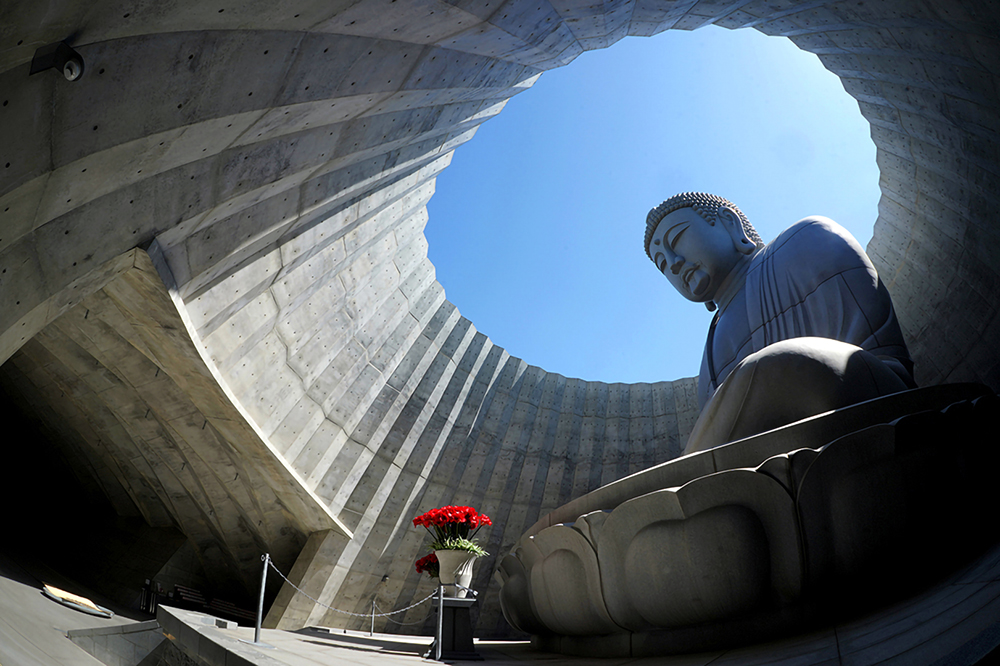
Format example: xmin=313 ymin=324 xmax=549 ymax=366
xmin=0 ymin=250 xmax=348 ymax=599
xmin=67 ymin=620 xmax=165 ymax=666
xmin=2 ymin=0 xmax=999 ymax=637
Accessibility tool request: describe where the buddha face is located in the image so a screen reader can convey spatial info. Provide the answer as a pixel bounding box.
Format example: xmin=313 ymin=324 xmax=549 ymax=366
xmin=646 ymin=207 xmax=743 ymax=303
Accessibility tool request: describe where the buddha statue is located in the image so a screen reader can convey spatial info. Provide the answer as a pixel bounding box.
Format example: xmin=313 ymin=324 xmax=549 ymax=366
xmin=495 ymin=194 xmax=995 ymax=658
xmin=644 ymin=192 xmax=916 ymax=453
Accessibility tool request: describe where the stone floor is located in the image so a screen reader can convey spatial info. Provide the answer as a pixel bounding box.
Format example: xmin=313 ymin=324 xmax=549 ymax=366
xmin=0 ymin=549 xmax=141 ymax=666
xmin=3 ymin=541 xmax=1000 ymax=666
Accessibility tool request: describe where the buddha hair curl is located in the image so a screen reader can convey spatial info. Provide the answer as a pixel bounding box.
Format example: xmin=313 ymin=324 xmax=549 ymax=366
xmin=644 ymin=192 xmax=763 ymax=261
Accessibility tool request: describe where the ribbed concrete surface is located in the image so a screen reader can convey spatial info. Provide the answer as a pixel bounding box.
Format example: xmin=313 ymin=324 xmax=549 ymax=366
xmin=2 ymin=0 xmax=999 ymax=640
xmin=0 ymin=249 xmax=351 ymax=598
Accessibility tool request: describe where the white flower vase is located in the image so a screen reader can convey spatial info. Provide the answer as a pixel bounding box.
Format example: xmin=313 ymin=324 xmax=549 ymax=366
xmin=435 ymin=549 xmax=477 ymax=598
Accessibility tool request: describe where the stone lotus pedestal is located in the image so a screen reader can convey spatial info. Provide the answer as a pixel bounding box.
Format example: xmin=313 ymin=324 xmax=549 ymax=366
xmin=436 ymin=550 xmax=477 ymax=598
xmin=496 ymin=384 xmax=1000 ymax=657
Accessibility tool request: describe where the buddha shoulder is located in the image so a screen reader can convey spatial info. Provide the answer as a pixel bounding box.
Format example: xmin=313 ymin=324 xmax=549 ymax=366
xmin=752 ymin=216 xmax=873 ymax=285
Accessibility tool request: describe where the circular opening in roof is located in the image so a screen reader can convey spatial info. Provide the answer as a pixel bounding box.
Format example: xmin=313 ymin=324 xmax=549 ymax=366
xmin=426 ymin=26 xmax=879 ymax=384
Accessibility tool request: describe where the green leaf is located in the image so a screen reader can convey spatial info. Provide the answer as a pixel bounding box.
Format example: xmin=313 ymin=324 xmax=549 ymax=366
xmin=430 ymin=536 xmax=489 ymax=557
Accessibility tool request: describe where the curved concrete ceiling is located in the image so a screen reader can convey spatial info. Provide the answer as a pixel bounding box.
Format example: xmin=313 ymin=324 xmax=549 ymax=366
xmin=1 ymin=0 xmax=998 ymax=637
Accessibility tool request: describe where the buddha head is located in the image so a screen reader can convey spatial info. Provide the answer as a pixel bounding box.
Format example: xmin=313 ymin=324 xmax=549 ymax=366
xmin=644 ymin=192 xmax=763 ymax=303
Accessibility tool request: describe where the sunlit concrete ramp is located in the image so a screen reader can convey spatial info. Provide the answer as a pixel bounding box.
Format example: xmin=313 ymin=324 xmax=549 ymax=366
xmin=2 ymin=0 xmax=1000 ymax=643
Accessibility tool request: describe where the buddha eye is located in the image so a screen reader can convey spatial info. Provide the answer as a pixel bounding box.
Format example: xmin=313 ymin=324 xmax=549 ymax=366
xmin=667 ymin=224 xmax=688 ymax=250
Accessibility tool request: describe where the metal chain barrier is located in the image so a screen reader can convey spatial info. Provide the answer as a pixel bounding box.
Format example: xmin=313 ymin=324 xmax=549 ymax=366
xmin=447 ymin=582 xmax=477 ymax=597
xmin=264 ymin=555 xmax=437 ymax=618
xmin=374 ymin=602 xmax=432 ymax=625
xmin=375 ymin=583 xmax=475 ymax=625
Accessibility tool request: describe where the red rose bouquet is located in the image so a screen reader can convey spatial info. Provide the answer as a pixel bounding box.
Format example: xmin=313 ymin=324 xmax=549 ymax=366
xmin=414 ymin=552 xmax=440 ymax=578
xmin=412 ymin=505 xmax=492 ymax=555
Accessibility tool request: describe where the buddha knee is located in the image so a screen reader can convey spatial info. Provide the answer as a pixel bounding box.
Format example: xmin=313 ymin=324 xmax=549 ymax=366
xmin=724 ymin=337 xmax=908 ymax=442
xmin=685 ymin=337 xmax=910 ymax=454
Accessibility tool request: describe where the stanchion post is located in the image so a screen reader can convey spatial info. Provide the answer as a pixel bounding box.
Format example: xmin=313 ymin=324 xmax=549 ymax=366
xmin=255 ymin=553 xmax=269 ymax=645
xmin=370 ymin=597 xmax=375 ymax=636
xmin=436 ymin=583 xmax=444 ymax=661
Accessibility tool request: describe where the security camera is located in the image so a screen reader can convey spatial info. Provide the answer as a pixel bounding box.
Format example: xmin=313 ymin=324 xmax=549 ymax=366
xmin=29 ymin=41 xmax=85 ymax=82
xmin=63 ymin=56 xmax=84 ymax=81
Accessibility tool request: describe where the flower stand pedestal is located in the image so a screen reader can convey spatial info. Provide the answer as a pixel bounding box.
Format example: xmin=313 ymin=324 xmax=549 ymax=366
xmin=424 ymin=596 xmax=483 ymax=661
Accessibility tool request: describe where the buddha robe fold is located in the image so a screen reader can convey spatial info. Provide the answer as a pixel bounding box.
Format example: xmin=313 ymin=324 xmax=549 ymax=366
xmin=697 ymin=216 xmax=915 ymax=410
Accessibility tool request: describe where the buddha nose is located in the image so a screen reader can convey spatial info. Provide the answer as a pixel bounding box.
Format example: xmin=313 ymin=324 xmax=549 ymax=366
xmin=670 ymin=256 xmax=685 ymax=275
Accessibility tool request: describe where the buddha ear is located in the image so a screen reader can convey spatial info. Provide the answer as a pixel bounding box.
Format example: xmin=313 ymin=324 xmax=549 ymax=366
xmin=718 ymin=206 xmax=757 ymax=256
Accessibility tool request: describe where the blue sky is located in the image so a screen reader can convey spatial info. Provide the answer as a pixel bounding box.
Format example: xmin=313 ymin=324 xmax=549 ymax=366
xmin=425 ymin=26 xmax=880 ymax=384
